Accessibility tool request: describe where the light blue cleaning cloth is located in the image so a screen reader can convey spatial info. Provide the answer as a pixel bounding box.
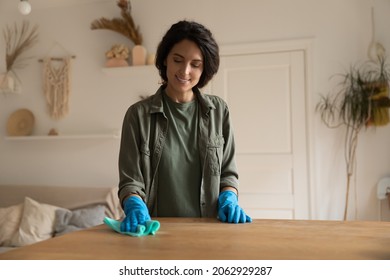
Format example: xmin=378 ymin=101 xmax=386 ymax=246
xmin=103 ymin=217 xmax=160 ymax=237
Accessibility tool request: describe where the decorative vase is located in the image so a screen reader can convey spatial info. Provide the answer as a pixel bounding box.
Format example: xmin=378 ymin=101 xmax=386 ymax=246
xmin=132 ymin=45 xmax=147 ymax=66
xmin=0 ymin=72 xmax=15 ymax=91
xmin=147 ymin=53 xmax=155 ymax=65
xmin=105 ymin=58 xmax=129 ymax=68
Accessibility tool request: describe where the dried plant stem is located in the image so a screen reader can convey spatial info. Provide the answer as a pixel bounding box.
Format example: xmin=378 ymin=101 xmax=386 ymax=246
xmin=343 ymin=125 xmax=361 ymax=220
xmin=90 ymin=0 xmax=142 ymax=45
xmin=4 ymin=21 xmax=39 ymax=72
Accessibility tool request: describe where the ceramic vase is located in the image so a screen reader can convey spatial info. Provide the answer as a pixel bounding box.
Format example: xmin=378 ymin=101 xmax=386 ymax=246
xmin=147 ymin=53 xmax=156 ymax=65
xmin=0 ymin=72 xmax=15 ymax=91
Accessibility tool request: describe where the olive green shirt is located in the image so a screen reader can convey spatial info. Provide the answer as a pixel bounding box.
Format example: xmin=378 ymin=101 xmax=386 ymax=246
xmin=118 ymin=86 xmax=239 ymax=218
xmin=157 ymin=92 xmax=201 ymax=217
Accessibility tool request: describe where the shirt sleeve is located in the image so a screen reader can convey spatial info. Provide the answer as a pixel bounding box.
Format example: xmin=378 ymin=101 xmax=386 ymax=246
xmin=118 ymin=106 xmax=147 ymax=208
xmin=219 ymin=100 xmax=239 ymax=191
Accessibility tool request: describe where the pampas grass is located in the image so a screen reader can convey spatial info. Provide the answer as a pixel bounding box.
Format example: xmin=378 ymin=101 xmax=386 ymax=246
xmin=90 ymin=0 xmax=142 ymax=45
xmin=4 ymin=21 xmax=39 ymax=73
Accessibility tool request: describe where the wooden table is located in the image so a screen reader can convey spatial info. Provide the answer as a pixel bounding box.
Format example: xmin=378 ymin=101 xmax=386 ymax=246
xmin=1 ymin=218 xmax=389 ymax=260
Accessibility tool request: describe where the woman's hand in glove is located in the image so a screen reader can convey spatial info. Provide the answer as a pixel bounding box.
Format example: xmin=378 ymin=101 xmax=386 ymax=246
xmin=120 ymin=196 xmax=151 ymax=232
xmin=218 ymin=190 xmax=252 ymax=223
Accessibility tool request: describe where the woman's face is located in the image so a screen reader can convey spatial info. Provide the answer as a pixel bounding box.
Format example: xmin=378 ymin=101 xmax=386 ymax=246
xmin=165 ymin=39 xmax=204 ymax=97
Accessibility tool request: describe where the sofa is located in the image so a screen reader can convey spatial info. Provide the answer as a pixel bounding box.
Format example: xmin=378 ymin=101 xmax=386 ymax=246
xmin=0 ymin=185 xmax=123 ymax=254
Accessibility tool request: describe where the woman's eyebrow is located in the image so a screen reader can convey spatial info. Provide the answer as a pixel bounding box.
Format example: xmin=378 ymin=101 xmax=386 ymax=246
xmin=173 ymin=53 xmax=203 ymax=62
xmin=172 ymin=53 xmax=184 ymax=58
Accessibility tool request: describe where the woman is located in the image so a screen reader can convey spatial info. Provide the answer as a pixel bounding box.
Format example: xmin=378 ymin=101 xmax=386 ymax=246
xmin=118 ymin=20 xmax=251 ymax=232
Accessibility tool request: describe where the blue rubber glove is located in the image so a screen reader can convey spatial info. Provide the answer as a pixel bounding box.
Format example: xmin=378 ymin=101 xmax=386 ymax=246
xmin=218 ymin=190 xmax=252 ymax=223
xmin=120 ymin=196 xmax=151 ymax=233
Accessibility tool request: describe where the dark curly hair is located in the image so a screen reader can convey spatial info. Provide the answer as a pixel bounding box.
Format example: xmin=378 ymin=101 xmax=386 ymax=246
xmin=155 ymin=20 xmax=219 ymax=89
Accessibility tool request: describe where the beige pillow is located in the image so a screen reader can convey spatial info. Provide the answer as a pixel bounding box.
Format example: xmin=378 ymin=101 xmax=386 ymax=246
xmin=11 ymin=197 xmax=61 ymax=246
xmin=0 ymin=203 xmax=23 ymax=246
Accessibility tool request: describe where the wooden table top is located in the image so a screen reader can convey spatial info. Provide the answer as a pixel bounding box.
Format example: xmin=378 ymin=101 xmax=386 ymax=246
xmin=1 ymin=218 xmax=390 ymax=260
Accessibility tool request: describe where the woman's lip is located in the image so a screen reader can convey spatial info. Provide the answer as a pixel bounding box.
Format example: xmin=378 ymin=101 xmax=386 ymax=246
xmin=176 ymin=75 xmax=190 ymax=83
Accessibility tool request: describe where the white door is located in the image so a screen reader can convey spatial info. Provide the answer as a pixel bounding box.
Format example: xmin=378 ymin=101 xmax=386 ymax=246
xmin=211 ymin=44 xmax=310 ymax=219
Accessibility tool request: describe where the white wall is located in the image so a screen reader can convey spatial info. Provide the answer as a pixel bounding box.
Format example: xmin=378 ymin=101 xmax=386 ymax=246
xmin=1 ymin=0 xmax=390 ymax=221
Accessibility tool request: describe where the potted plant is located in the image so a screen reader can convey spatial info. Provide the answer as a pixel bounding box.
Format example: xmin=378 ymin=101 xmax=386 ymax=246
xmin=90 ymin=0 xmax=146 ymax=66
xmin=105 ymin=44 xmax=130 ymax=67
xmin=316 ymin=55 xmax=390 ymax=220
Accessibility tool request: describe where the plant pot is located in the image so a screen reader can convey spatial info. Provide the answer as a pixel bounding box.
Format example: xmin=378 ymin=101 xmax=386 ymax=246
xmin=105 ymin=58 xmax=129 ymax=68
xmin=132 ymin=45 xmax=147 ymax=66
xmin=367 ymin=82 xmax=390 ymax=126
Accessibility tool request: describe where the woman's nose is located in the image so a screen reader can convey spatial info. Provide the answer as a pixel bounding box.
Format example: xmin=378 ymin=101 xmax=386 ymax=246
xmin=181 ymin=63 xmax=191 ymax=75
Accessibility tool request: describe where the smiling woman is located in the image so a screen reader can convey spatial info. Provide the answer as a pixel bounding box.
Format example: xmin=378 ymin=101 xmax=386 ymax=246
xmin=117 ymin=20 xmax=251 ymax=234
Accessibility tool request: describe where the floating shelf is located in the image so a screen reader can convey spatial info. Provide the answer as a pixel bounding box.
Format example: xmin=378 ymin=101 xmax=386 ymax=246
xmin=4 ymin=133 xmax=120 ymax=141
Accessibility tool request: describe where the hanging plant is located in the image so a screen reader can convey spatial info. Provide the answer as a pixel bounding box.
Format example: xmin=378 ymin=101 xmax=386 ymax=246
xmin=1 ymin=21 xmax=38 ymax=92
xmin=316 ymin=55 xmax=390 ymax=220
xmin=4 ymin=21 xmax=38 ymax=74
xmin=90 ymin=0 xmax=142 ymax=45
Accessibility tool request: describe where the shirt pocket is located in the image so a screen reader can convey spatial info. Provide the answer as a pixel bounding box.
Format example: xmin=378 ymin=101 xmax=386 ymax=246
xmin=206 ymin=135 xmax=224 ymax=176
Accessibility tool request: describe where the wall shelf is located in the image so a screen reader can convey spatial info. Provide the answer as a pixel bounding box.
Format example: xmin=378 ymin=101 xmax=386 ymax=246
xmin=4 ymin=133 xmax=120 ymax=141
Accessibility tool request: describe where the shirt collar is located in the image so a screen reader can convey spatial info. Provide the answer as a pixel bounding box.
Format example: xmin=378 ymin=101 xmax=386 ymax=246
xmin=149 ymin=85 xmax=216 ymax=115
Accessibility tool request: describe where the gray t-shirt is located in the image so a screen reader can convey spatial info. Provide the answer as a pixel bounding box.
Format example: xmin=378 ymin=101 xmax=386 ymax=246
xmin=157 ymin=92 xmax=201 ymax=217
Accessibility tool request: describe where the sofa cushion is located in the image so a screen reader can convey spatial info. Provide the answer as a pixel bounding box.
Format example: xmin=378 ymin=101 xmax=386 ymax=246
xmin=0 ymin=185 xmax=123 ymax=220
xmin=10 ymin=197 xmax=61 ymax=246
xmin=0 ymin=203 xmax=23 ymax=246
xmin=54 ymin=205 xmax=105 ymax=236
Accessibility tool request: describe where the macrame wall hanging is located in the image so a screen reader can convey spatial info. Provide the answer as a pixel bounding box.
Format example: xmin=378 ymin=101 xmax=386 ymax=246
xmin=41 ymin=56 xmax=74 ymax=120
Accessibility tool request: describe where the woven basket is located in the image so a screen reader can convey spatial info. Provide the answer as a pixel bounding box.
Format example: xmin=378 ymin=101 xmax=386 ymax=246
xmin=6 ymin=108 xmax=35 ymax=136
